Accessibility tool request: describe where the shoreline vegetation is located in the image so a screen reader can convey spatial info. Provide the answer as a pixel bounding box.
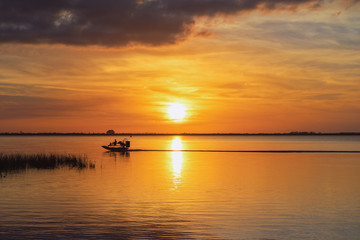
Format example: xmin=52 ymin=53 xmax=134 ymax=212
xmin=0 ymin=153 xmax=95 ymax=175
xmin=0 ymin=132 xmax=360 ymax=136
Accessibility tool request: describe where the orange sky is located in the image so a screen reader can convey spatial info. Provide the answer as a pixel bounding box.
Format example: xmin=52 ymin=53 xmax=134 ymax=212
xmin=0 ymin=0 xmax=359 ymax=133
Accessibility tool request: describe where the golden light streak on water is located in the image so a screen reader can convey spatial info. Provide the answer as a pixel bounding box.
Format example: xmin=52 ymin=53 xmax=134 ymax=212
xmin=170 ymin=137 xmax=184 ymax=189
xmin=171 ymin=136 xmax=183 ymax=150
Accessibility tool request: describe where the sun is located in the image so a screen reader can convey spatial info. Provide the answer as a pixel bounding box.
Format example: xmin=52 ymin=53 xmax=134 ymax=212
xmin=167 ymin=103 xmax=187 ymax=122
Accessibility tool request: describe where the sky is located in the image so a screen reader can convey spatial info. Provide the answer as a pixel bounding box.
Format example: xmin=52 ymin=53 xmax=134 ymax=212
xmin=0 ymin=0 xmax=360 ymax=133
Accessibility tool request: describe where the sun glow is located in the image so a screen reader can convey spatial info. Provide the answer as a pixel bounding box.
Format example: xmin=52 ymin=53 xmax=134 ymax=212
xmin=167 ymin=103 xmax=187 ymax=122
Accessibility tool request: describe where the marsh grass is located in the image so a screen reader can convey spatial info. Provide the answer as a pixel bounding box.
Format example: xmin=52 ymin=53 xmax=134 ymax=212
xmin=0 ymin=153 xmax=95 ymax=175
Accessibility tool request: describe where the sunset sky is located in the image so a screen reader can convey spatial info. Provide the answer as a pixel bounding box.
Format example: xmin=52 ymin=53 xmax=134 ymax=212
xmin=0 ymin=0 xmax=359 ymax=133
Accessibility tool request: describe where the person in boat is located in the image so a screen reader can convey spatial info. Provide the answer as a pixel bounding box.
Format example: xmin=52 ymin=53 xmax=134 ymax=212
xmin=113 ymin=139 xmax=117 ymax=145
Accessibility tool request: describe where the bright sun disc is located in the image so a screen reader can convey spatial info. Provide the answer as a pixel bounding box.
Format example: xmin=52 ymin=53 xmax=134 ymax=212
xmin=167 ymin=103 xmax=187 ymax=121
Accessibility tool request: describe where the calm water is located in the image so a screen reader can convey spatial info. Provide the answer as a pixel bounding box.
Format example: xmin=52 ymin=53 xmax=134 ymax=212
xmin=1 ymin=135 xmax=360 ymax=239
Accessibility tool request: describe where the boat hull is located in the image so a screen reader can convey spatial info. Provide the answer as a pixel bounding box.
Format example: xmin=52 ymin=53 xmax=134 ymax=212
xmin=102 ymin=145 xmax=129 ymax=152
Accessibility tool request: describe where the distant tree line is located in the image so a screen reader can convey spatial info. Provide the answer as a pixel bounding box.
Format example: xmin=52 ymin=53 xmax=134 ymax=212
xmin=0 ymin=131 xmax=360 ymax=136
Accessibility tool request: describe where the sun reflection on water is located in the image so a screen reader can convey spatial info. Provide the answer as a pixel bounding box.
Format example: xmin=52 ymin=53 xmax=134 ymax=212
xmin=171 ymin=137 xmax=183 ymax=151
xmin=170 ymin=137 xmax=184 ymax=189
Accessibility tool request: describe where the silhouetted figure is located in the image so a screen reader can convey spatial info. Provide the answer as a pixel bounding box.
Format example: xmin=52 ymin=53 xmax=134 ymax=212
xmin=114 ymin=139 xmax=117 ymax=145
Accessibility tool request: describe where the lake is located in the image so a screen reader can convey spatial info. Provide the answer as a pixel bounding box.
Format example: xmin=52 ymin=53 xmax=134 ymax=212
xmin=1 ymin=135 xmax=360 ymax=239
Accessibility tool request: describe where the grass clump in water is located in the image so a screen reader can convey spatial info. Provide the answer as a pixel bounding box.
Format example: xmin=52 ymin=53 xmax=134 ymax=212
xmin=0 ymin=152 xmax=95 ymax=174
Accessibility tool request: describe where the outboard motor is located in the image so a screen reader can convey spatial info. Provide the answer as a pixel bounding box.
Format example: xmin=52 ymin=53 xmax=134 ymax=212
xmin=125 ymin=141 xmax=130 ymax=148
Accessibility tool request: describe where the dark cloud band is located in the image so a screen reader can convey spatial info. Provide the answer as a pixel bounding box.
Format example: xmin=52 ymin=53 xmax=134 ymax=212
xmin=0 ymin=0 xmax=326 ymax=46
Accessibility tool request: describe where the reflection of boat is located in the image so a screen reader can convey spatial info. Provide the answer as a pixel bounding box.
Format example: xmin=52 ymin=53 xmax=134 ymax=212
xmin=102 ymin=138 xmax=130 ymax=152
xmin=108 ymin=151 xmax=130 ymax=158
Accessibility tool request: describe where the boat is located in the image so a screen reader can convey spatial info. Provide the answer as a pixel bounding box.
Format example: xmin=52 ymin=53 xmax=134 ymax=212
xmin=102 ymin=138 xmax=131 ymax=152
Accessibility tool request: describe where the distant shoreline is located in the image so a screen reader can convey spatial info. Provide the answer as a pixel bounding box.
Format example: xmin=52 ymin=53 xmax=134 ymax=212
xmin=1 ymin=132 xmax=360 ymax=136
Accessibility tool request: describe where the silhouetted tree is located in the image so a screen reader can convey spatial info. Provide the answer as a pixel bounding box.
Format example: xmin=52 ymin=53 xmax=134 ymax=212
xmin=106 ymin=129 xmax=115 ymax=135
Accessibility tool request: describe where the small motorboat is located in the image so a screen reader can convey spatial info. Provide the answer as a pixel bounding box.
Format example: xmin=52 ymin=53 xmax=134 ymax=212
xmin=102 ymin=138 xmax=131 ymax=152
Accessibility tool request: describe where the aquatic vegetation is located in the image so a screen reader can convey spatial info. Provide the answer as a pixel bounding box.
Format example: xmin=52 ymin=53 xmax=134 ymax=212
xmin=0 ymin=153 xmax=95 ymax=174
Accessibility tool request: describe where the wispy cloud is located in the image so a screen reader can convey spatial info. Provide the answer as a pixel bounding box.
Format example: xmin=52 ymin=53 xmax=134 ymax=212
xmin=250 ymin=21 xmax=360 ymax=50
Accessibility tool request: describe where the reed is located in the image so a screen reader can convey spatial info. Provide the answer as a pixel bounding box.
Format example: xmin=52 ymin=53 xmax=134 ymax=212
xmin=0 ymin=152 xmax=95 ymax=173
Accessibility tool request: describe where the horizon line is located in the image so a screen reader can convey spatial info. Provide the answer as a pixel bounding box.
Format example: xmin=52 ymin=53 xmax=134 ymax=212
xmin=1 ymin=132 xmax=360 ymax=136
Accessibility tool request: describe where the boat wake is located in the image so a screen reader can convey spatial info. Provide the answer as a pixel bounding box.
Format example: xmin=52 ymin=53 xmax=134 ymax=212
xmin=126 ymin=149 xmax=360 ymax=153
